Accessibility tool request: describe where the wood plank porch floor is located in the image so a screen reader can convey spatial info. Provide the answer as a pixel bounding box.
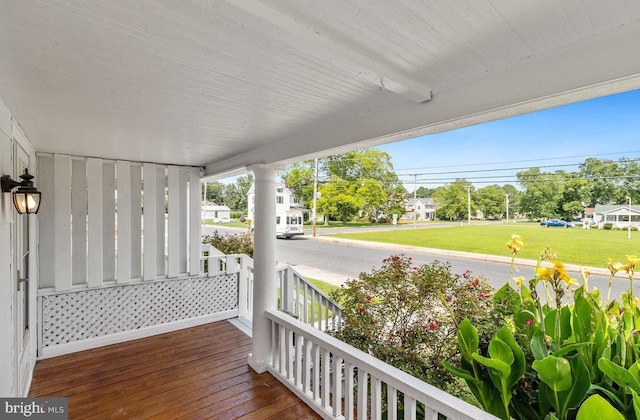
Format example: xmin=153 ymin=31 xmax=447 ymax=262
xmin=29 ymin=320 xmax=321 ymax=419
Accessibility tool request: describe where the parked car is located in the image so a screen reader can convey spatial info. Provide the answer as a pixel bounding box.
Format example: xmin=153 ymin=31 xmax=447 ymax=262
xmin=540 ymin=219 xmax=570 ymax=228
xmin=568 ymin=220 xmax=583 ymax=228
xmin=213 ymin=217 xmax=234 ymax=223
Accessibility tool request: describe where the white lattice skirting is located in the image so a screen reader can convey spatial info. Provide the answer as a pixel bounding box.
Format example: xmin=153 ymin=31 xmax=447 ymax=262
xmin=38 ymin=273 xmax=238 ymax=357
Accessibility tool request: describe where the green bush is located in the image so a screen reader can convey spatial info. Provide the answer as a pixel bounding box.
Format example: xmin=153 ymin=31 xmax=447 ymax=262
xmin=603 ymin=222 xmax=614 ymax=230
xmin=445 ymin=236 xmax=640 ymax=419
xmin=329 ymin=255 xmax=504 ymax=400
xmin=202 ymin=231 xmax=253 ymax=257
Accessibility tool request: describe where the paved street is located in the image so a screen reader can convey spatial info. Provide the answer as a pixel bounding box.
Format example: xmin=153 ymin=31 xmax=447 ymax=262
xmin=202 ymin=224 xmax=629 ymax=299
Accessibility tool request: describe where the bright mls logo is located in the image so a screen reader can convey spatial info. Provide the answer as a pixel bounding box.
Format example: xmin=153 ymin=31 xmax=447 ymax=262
xmin=1 ymin=398 xmax=67 ymax=419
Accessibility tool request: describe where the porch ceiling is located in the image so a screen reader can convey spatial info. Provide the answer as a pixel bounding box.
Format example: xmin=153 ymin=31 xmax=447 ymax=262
xmin=2 ymin=1 xmax=640 ymax=177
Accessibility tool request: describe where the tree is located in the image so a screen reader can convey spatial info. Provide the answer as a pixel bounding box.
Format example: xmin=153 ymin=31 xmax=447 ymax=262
xmin=517 ymin=168 xmax=564 ymax=219
xmin=282 ymin=161 xmax=315 ymax=207
xmin=579 ymin=158 xmax=623 ymax=206
xmin=283 ymin=148 xmax=405 ymax=223
xmin=433 ymin=179 xmax=474 ymax=221
xmin=558 ymin=175 xmax=590 ymax=220
xmin=475 ymin=184 xmax=507 ymax=220
xmin=415 ymin=186 xmax=436 ymax=198
xmin=317 ymin=177 xmax=360 ymax=224
xmin=203 ymin=181 xmax=225 ymax=204
xmin=223 ymin=174 xmax=253 ymax=211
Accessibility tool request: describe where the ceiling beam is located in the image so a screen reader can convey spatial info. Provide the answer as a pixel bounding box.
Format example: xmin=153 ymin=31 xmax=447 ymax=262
xmin=224 ymin=0 xmax=432 ymax=103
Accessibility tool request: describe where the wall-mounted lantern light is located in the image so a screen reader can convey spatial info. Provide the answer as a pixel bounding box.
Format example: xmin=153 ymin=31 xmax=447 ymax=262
xmin=1 ymin=169 xmax=41 ymax=214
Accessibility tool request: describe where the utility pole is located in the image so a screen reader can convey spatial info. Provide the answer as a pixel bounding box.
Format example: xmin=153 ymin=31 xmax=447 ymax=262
xmin=628 ymin=196 xmax=632 ymax=240
xmin=413 ymin=174 xmax=417 ymax=228
xmin=312 ymin=158 xmax=318 ymax=237
xmin=505 ymin=193 xmax=509 ymax=224
xmin=465 ymin=185 xmax=471 ymax=225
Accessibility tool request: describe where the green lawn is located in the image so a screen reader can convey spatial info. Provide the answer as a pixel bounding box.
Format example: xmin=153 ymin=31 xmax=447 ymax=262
xmin=306 ymin=220 xmax=430 ymax=229
xmin=203 ymin=219 xmax=250 ymax=229
xmin=331 ymin=223 xmax=640 ymax=267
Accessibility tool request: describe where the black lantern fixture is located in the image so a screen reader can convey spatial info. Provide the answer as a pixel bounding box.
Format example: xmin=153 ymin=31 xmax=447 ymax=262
xmin=1 ymin=169 xmax=41 ymax=214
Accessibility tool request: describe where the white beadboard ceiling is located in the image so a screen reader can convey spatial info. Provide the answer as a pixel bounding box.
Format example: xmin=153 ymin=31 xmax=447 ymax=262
xmin=1 ymin=0 xmax=640 ymax=177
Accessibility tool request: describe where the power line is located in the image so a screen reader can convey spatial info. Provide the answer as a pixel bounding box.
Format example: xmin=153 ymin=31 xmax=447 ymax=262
xmin=394 ymin=150 xmax=640 ymax=172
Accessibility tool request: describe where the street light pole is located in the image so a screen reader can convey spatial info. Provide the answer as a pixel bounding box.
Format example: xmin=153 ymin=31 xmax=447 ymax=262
xmin=505 ymin=193 xmax=509 ymax=223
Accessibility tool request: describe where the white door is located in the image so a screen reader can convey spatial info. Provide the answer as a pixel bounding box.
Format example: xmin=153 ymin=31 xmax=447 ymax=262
xmin=14 ymin=143 xmax=34 ymax=396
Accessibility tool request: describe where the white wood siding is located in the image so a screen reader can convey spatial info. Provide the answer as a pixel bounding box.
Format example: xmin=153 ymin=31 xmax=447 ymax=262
xmin=37 ymin=153 xmax=201 ymax=291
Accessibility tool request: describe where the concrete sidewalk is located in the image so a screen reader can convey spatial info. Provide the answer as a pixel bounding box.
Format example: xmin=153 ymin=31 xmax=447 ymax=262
xmin=289 ymin=265 xmax=353 ymax=287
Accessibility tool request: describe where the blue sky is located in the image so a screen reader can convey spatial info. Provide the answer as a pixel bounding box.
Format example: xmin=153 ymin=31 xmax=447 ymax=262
xmin=379 ymin=89 xmax=640 ymax=190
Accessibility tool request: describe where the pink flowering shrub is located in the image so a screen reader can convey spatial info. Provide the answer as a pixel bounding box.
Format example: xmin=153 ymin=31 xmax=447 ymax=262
xmin=329 ymin=255 xmax=503 ymax=399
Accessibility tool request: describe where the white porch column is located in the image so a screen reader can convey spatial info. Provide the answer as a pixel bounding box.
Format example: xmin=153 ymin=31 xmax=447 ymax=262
xmin=248 ymin=164 xmax=279 ymax=373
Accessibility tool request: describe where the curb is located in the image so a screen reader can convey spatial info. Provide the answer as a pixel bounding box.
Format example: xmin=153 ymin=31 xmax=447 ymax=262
xmin=311 ymin=234 xmax=614 ymax=278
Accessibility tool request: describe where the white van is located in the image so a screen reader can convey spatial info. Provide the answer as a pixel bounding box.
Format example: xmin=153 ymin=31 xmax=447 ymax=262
xmin=276 ymin=210 xmax=304 ymax=239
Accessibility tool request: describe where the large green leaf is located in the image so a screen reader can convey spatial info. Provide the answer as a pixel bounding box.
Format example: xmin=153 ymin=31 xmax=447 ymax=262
xmin=576 ymin=395 xmax=624 ymax=420
xmin=442 ymin=361 xmax=476 ymax=382
xmin=531 ymin=328 xmax=548 ymax=361
xmin=472 ymin=353 xmax=511 ymax=376
xmin=598 ymin=358 xmax=640 ymax=395
xmin=457 ymin=318 xmax=479 ymax=363
xmin=557 ymin=355 xmax=591 ymax=416
xmin=496 ymin=326 xmax=525 ymax=386
xmin=532 ymin=356 xmax=572 ymax=392
xmin=560 ymin=306 xmax=572 ymax=341
xmin=545 ymin=309 xmax=558 ymax=339
xmin=632 ymin=389 xmax=640 ymax=420
xmin=488 ymin=336 xmax=515 ymax=366
xmin=554 ymin=342 xmax=592 ymax=358
xmin=573 ymin=294 xmax=593 ymax=340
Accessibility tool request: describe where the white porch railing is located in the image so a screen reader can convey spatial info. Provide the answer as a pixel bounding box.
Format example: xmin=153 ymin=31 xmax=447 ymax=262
xmin=277 ymin=264 xmax=342 ymax=331
xmin=266 ymin=308 xmax=498 ymax=420
xmin=201 ymin=244 xmax=342 ymax=332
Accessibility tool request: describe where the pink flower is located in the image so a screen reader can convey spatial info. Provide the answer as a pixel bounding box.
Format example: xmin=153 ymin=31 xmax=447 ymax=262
xmin=445 ymin=296 xmax=452 ymax=302
xmin=526 ymin=319 xmax=533 ymax=325
xmin=366 ymin=295 xmax=372 ymax=301
xmin=358 ymin=307 xmax=365 ymax=314
xmin=479 ymin=293 xmax=489 ymax=299
xmin=429 ymin=322 xmax=438 ymax=330
xmin=470 ymin=279 xmax=479 ymax=287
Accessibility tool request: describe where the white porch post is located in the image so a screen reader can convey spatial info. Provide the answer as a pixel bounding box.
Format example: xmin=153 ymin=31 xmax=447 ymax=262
xmin=248 ymin=164 xmax=279 ymax=373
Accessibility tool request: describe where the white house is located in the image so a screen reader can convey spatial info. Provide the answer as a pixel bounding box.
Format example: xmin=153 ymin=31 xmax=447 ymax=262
xmin=404 ymin=198 xmax=437 ymax=221
xmin=201 ymin=202 xmax=232 ymax=221
xmin=246 ymin=182 xmax=304 ymax=221
xmin=2 ymin=1 xmax=640 ymax=418
xmin=593 ymin=204 xmax=640 ymax=229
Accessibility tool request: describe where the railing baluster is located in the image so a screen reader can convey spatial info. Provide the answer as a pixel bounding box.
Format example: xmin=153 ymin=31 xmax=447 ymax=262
xmin=303 ymin=283 xmax=309 ymax=324
xmin=271 ymin=320 xmax=278 ymax=371
xmin=388 ymin=385 xmax=398 ymax=420
xmin=404 ymin=396 xmax=416 ymax=420
xmin=287 ymin=328 xmax=294 ymax=379
xmin=279 ymin=324 xmax=286 ymax=375
xmin=332 ymin=356 xmax=343 ymax=417
xmin=304 ymin=337 xmax=312 ymax=395
xmin=371 ymin=377 xmax=382 ymax=420
xmin=344 ymin=361 xmax=354 ymax=419
xmin=322 ymin=348 xmax=331 ymax=411
xmin=313 ymin=342 xmax=320 ymax=401
xmin=295 ymin=334 xmax=303 ymax=387
xmin=357 ymin=368 xmax=368 ymax=420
